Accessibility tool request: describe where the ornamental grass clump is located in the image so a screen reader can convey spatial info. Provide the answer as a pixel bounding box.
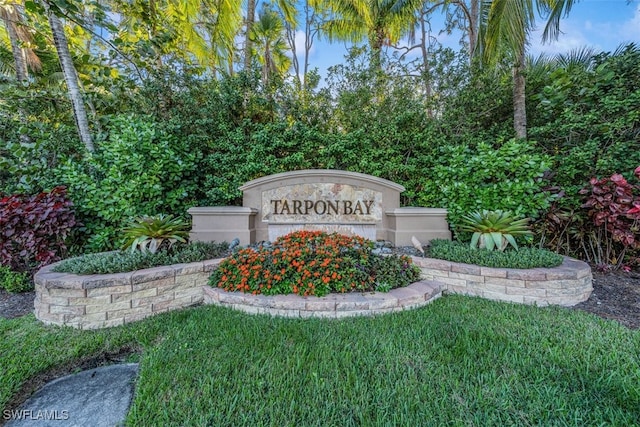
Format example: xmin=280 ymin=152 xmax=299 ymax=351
xmin=209 ymin=230 xmax=420 ymax=297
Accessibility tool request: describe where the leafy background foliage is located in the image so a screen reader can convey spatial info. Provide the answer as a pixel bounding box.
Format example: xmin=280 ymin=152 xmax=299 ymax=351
xmin=419 ymin=138 xmax=552 ymax=234
xmin=53 ymin=114 xmax=198 ymax=252
xmin=1 ymin=44 xmax=639 ymax=268
xmin=531 ymin=45 xmax=640 ymax=208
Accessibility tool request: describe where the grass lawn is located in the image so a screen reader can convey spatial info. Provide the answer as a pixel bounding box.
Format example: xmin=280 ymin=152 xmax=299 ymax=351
xmin=2 ymin=295 xmax=639 ymax=426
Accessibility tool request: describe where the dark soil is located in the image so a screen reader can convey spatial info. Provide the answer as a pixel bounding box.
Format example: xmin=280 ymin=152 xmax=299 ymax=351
xmin=2 ymin=270 xmax=639 ymax=329
xmin=572 ymin=271 xmax=640 ymax=329
xmin=0 ymin=289 xmax=36 ymax=320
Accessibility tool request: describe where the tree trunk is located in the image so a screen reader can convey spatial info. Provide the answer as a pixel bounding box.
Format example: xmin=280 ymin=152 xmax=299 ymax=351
xmin=419 ymin=7 xmax=433 ymax=117
xmin=244 ymin=0 xmax=257 ymax=70
xmin=46 ymin=5 xmax=94 ymax=152
xmin=512 ymin=44 xmax=527 ymax=139
xmin=469 ymin=0 xmax=478 ymax=56
xmin=303 ymin=0 xmax=318 ymax=89
xmin=370 ymin=27 xmax=385 ymax=70
xmin=5 ymin=13 xmax=29 ymax=81
xmin=286 ymin=23 xmax=300 ymax=86
xmin=262 ymin=43 xmax=271 ymax=86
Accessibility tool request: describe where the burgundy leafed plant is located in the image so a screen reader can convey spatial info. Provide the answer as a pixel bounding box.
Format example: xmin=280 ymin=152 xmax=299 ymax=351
xmin=0 ymin=186 xmax=78 ymax=274
xmin=579 ymin=166 xmax=640 ymax=269
xmin=628 ymin=166 xmax=640 ymax=219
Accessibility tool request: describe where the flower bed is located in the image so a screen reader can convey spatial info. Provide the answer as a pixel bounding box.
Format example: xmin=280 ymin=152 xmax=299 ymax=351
xmin=209 ymin=231 xmax=421 ymax=296
xmin=33 ymin=254 xmax=591 ymax=329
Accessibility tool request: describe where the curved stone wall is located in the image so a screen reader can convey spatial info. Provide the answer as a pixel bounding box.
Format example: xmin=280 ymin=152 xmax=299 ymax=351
xmin=34 ymin=255 xmax=592 ymax=329
xmin=413 ymin=256 xmax=593 ymax=306
xmin=202 ymin=281 xmax=444 ymax=318
xmin=34 ymin=259 xmax=223 ymax=329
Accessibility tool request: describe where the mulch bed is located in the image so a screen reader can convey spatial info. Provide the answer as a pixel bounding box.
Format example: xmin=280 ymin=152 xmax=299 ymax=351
xmin=0 ymin=289 xmax=36 ymax=320
xmin=2 ymin=270 xmax=639 ymax=329
xmin=572 ymin=271 xmax=640 ymax=329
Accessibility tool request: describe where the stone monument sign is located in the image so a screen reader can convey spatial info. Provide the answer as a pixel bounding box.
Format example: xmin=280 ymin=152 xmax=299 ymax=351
xmin=189 ymin=169 xmax=450 ymax=246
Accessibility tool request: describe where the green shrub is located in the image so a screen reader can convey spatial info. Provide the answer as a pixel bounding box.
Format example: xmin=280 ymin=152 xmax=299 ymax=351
xmin=0 ymin=266 xmax=32 ymax=293
xmin=201 ymin=122 xmax=321 ymax=205
xmin=420 ymin=138 xmax=554 ymax=234
xmin=531 ymin=44 xmax=640 ymax=209
xmin=54 ymin=114 xmax=199 ymax=252
xmin=0 ymin=90 xmax=81 ymax=195
xmin=209 ymin=230 xmax=421 ymax=297
xmin=168 ymin=242 xmax=229 ymax=264
xmin=53 ymin=242 xmax=229 ymax=275
xmin=428 ymin=239 xmax=563 ymax=269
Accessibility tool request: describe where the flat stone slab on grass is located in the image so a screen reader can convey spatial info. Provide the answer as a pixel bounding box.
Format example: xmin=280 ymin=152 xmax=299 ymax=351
xmin=6 ymin=364 xmax=138 ymax=427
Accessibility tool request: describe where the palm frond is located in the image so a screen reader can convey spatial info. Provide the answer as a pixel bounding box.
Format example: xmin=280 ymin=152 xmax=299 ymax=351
xmin=554 ymin=45 xmax=596 ymax=70
xmin=539 ymin=0 xmax=578 ymax=43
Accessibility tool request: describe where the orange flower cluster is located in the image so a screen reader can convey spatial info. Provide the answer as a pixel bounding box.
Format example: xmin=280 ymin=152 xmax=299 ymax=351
xmin=209 ymin=230 xmax=418 ymax=297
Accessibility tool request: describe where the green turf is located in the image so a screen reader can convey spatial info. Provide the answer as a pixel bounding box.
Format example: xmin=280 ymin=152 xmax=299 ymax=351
xmin=1 ymin=296 xmax=639 ymax=426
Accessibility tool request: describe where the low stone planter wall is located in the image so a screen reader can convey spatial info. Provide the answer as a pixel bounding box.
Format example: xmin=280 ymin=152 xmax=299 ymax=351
xmin=203 ymin=281 xmax=444 ymax=318
xmin=34 ymin=254 xmax=592 ymax=329
xmin=412 ymin=256 xmax=593 ymax=306
xmin=34 ymin=259 xmax=223 ymax=329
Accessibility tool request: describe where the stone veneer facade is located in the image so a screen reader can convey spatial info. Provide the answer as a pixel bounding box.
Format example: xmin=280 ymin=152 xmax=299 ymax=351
xmin=202 ymin=281 xmax=444 ymax=319
xmin=189 ymin=170 xmax=452 ymax=247
xmin=413 ymin=256 xmax=592 ymax=306
xmin=34 ymin=256 xmax=592 ymax=329
xmin=34 ymin=259 xmax=222 ymax=329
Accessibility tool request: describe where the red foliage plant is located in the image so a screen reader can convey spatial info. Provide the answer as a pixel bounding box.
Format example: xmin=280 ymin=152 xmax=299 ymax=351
xmin=580 ymin=166 xmax=640 ymax=268
xmin=629 ymin=166 xmax=640 ymax=218
xmin=0 ymin=186 xmax=78 ymax=273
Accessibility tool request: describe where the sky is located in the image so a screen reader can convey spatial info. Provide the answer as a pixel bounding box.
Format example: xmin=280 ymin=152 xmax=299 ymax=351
xmin=299 ymin=0 xmax=640 ymax=80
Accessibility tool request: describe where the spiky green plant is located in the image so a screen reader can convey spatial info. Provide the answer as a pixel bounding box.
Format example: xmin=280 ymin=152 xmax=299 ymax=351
xmin=459 ymin=210 xmax=532 ymax=251
xmin=122 ymin=214 xmax=190 ymax=253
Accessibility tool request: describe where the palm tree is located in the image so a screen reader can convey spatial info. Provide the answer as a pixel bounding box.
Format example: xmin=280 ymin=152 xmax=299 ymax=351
xmin=42 ymin=0 xmax=94 ymax=152
xmin=0 ymin=2 xmax=41 ymax=81
xmin=324 ymin=0 xmax=425 ymax=68
xmin=165 ymin=0 xmax=243 ymax=71
xmin=111 ymin=0 xmax=242 ymax=74
xmin=243 ymin=0 xmax=297 ymax=71
xmin=243 ymin=0 xmax=257 ymax=70
xmin=250 ymin=4 xmax=291 ymax=86
xmin=203 ymin=0 xmax=243 ymax=75
xmin=477 ymin=0 xmax=578 ymax=139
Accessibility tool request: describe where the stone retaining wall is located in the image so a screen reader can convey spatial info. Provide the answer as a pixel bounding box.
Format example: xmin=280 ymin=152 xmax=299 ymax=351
xmin=34 ymin=255 xmax=592 ymax=329
xmin=413 ymin=256 xmax=592 ymax=306
xmin=203 ymin=281 xmax=444 ymax=318
xmin=34 ymin=259 xmax=223 ymax=329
